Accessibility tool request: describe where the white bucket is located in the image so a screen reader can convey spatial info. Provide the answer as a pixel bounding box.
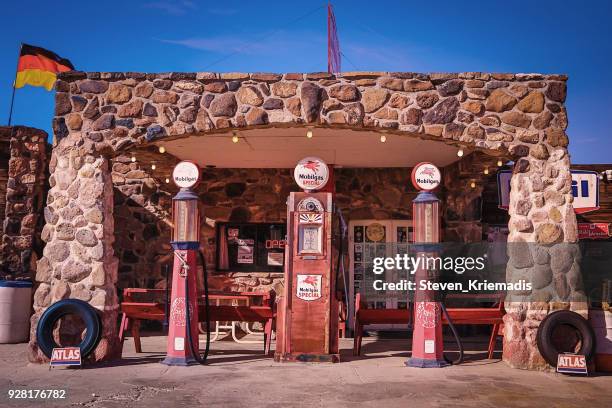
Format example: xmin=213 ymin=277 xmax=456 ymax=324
xmin=0 ymin=281 xmax=33 ymax=343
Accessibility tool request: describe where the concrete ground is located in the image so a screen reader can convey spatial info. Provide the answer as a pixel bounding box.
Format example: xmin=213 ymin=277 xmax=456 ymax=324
xmin=0 ymin=332 xmax=610 ymax=408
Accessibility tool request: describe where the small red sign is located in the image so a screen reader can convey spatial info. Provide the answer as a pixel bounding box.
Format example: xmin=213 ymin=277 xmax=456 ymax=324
xmin=578 ymin=223 xmax=610 ymax=240
xmin=50 ymin=347 xmax=82 ymax=367
xmin=557 ymin=354 xmax=588 ymax=375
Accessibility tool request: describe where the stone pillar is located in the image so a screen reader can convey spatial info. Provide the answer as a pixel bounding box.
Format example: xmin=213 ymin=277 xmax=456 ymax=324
xmin=0 ymin=126 xmax=47 ymax=279
xmin=503 ymin=127 xmax=585 ymax=370
xmin=28 ymin=137 xmax=120 ymax=363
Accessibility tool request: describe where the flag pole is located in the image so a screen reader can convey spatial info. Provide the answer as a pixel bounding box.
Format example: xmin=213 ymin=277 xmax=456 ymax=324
xmin=7 ymin=43 xmax=23 ymax=126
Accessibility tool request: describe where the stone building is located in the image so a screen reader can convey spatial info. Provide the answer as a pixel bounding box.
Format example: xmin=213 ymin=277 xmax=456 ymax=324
xmin=1 ymin=70 xmax=580 ymax=371
xmin=0 ymin=126 xmax=48 ymax=280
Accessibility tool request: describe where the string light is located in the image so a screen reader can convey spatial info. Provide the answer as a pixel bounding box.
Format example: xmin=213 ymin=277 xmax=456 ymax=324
xmin=470 ymin=181 xmax=476 ymax=188
xmin=158 ymin=146 xmax=166 ymax=154
xmin=306 ymin=129 xmax=313 ymax=139
xmin=380 ymin=134 xmax=387 ymax=143
xmin=457 ymin=149 xmax=464 ymax=157
xmin=497 ymin=159 xmax=503 ymax=167
xmin=231 ymin=132 xmax=239 ymax=143
xmin=131 ymin=156 xmax=136 ymax=163
xmin=484 ymin=168 xmax=489 ymax=175
xmin=165 ymin=178 xmax=170 ymax=184
xmin=151 ymin=163 xmax=156 ymax=170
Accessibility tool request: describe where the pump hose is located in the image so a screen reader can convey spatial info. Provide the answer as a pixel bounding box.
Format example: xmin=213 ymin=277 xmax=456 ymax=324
xmin=183 ymin=249 xmax=211 ymax=364
xmin=440 ymin=302 xmax=464 ymax=365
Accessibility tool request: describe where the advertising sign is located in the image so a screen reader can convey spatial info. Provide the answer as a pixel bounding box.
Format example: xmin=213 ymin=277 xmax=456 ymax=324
xmin=577 ymin=223 xmax=610 ymax=240
xmin=556 ymin=354 xmax=588 ymax=375
xmin=50 ymin=347 xmax=81 ymax=367
xmin=296 ymin=274 xmax=322 ymax=301
xmin=498 ymin=170 xmax=600 ymax=213
xmin=411 ymin=162 xmax=441 ymax=191
xmin=294 ymin=157 xmax=329 ymax=191
xmin=172 ymin=161 xmax=200 ymax=188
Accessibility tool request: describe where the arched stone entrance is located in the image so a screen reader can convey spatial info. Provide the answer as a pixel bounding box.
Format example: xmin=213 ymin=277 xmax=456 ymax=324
xmin=30 ymin=70 xmax=580 ymax=370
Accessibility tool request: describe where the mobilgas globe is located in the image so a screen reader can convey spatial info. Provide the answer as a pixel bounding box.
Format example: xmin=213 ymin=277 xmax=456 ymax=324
xmin=411 ymin=162 xmax=441 ymax=191
xmin=294 ymin=156 xmax=329 ymax=191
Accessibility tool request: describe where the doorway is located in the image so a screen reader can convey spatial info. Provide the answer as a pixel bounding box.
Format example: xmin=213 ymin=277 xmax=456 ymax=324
xmin=348 ymin=219 xmax=413 ymax=331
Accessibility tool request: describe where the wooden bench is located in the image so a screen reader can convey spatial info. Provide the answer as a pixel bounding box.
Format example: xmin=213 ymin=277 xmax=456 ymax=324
xmin=119 ymin=288 xmax=276 ymax=355
xmin=353 ymin=293 xmax=505 ymax=358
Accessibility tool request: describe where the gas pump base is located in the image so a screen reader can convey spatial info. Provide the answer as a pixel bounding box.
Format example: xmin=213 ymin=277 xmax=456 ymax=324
xmin=161 ymin=356 xmax=199 ymax=366
xmin=405 ymin=358 xmax=449 ymax=368
xmin=274 ymin=353 xmax=340 ymax=363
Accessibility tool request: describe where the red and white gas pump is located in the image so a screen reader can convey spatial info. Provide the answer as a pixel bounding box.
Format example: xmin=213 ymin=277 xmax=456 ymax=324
xmin=275 ymin=157 xmax=339 ymax=363
xmin=162 ymin=161 xmax=202 ymax=366
xmin=406 ymin=162 xmax=447 ymax=368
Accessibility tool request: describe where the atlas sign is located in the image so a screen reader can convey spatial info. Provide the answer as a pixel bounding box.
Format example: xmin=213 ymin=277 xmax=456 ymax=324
xmin=498 ymin=170 xmax=600 ymax=214
xmin=411 ymin=162 xmax=441 ymax=191
xmin=294 ymin=157 xmax=329 ymax=191
xmin=172 ymin=161 xmax=200 ymax=188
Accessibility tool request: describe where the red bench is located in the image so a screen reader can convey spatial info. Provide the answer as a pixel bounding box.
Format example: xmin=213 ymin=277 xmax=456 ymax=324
xmin=119 ymin=288 xmax=276 ymax=355
xmin=353 ymin=293 xmax=505 ymax=358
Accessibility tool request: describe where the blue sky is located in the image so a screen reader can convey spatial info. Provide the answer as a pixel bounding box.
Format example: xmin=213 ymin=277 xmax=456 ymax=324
xmin=1 ymin=0 xmax=610 ymax=163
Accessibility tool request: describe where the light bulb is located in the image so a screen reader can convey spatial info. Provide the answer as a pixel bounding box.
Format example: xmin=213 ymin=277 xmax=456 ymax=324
xmin=151 ymin=163 xmax=156 ymax=170
xmin=158 ymin=146 xmax=166 ymax=154
xmin=470 ymin=181 xmax=476 ymax=188
xmin=306 ymin=129 xmax=313 ymax=138
xmin=484 ymin=168 xmax=489 ymax=175
xmin=131 ymin=156 xmax=136 ymax=163
xmin=457 ymin=149 xmax=464 ymax=157
xmin=380 ymin=134 xmax=387 ymax=143
xmin=165 ymin=178 xmax=170 ymax=184
xmin=497 ymin=160 xmax=503 ymax=167
xmin=232 ymin=135 xmax=239 ymax=143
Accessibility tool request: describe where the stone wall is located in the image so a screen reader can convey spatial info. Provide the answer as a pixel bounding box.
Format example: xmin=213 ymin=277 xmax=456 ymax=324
xmin=0 ymin=126 xmax=48 ymax=280
xmin=29 ymin=137 xmax=120 ymax=363
xmin=32 ymin=70 xmax=578 ymax=370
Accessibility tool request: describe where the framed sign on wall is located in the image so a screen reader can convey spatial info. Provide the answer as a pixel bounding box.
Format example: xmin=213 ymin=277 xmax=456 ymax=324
xmin=216 ymin=222 xmax=287 ymax=273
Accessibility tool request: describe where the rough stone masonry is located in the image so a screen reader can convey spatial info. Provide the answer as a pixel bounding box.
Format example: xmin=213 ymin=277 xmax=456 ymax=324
xmin=29 ymin=70 xmax=581 ymax=370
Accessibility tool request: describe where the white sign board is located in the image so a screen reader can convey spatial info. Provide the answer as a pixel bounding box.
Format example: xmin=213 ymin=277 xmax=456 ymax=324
xmin=296 ymin=274 xmax=322 ymax=301
xmin=172 ymin=161 xmax=200 ymax=188
xmin=497 ymin=170 xmax=600 ymax=214
xmin=411 ymin=162 xmax=441 ymax=191
xmin=294 ymin=157 xmax=329 ymax=191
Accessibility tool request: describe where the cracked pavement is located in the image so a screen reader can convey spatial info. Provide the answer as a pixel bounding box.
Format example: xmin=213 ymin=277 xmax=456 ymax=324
xmin=1 ymin=334 xmax=610 ymax=407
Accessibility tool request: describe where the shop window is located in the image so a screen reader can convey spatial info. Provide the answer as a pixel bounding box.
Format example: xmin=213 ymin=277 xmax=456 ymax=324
xmin=216 ymin=222 xmax=286 ymax=273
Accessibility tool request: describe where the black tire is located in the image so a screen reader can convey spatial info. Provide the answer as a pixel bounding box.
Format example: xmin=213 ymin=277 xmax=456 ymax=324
xmin=536 ymin=310 xmax=595 ymax=367
xmin=36 ymin=299 xmax=102 ymax=360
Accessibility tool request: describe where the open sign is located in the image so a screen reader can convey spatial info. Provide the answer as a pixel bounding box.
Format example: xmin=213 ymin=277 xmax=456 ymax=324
xmin=266 ymin=239 xmax=287 ymax=249
xmin=498 ymin=170 xmax=599 ymax=213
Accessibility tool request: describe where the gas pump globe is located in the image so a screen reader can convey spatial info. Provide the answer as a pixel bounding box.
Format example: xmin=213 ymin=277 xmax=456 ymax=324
xmin=172 ymin=189 xmax=200 ymax=245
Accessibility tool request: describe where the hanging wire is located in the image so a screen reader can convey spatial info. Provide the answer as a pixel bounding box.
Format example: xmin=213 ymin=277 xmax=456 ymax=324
xmin=201 ymin=4 xmax=327 ymax=71
xmin=340 ymin=51 xmax=360 ymax=71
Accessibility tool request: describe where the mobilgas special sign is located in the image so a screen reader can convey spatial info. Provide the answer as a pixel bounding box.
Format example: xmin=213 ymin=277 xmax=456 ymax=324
xmin=294 ymin=157 xmax=329 ymax=191
xmin=296 ymin=274 xmax=322 ymax=301
xmin=497 ymin=170 xmax=599 ymax=214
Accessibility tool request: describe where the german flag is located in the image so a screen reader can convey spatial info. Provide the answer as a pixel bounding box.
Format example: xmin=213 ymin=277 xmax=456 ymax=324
xmin=15 ymin=44 xmax=74 ymax=91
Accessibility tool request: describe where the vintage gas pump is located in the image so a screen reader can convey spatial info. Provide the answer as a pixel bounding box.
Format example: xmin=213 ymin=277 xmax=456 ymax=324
xmin=162 ymin=161 xmax=202 ymax=366
xmin=406 ymin=162 xmax=447 ymax=368
xmin=275 ymin=157 xmax=339 ymax=362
